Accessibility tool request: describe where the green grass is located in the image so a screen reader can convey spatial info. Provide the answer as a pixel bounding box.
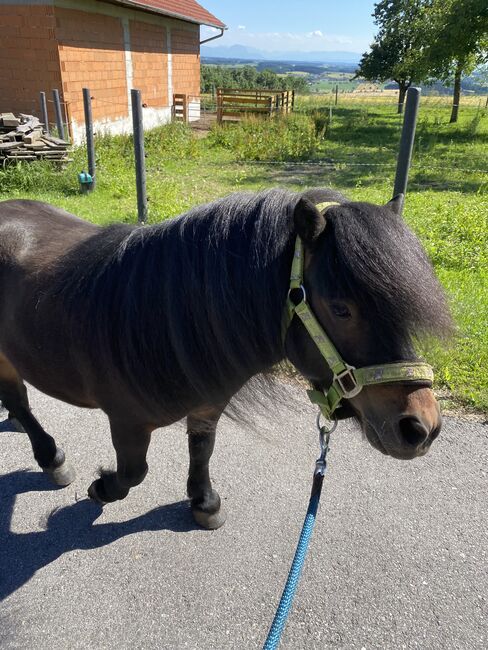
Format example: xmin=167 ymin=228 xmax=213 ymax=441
xmin=310 ymin=80 xmax=360 ymax=93
xmin=0 ymin=101 xmax=486 ymax=412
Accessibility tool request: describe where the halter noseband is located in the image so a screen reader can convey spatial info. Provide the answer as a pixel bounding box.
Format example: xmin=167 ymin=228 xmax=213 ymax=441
xmin=284 ymin=201 xmax=434 ymax=421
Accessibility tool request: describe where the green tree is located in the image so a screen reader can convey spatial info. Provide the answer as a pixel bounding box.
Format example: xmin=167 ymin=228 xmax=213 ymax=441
xmin=241 ymin=65 xmax=258 ymax=88
xmin=201 ymin=65 xmax=309 ymax=95
xmin=256 ymin=69 xmax=279 ymax=90
xmin=356 ymin=0 xmax=428 ymax=113
xmin=416 ymin=0 xmax=488 ymax=122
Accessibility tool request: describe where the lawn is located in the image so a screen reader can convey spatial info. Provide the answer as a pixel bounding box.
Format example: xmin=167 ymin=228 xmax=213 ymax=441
xmin=310 ymin=80 xmax=360 ymax=92
xmin=0 ymin=97 xmax=486 ymax=412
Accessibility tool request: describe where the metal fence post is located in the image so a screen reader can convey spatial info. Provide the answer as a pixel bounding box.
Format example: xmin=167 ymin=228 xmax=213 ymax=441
xmin=131 ymin=89 xmax=148 ymax=224
xmin=82 ymin=88 xmax=96 ymax=191
xmin=393 ymin=87 xmax=421 ymax=213
xmin=40 ymin=92 xmax=49 ymax=135
xmin=52 ymin=89 xmax=66 ymax=141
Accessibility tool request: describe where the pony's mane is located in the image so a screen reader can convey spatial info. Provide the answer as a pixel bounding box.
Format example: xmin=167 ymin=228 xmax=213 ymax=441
xmin=47 ymin=188 xmax=451 ymax=414
xmin=48 ymin=190 xmax=300 ymax=411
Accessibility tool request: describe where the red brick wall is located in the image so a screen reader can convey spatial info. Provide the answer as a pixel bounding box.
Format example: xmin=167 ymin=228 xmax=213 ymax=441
xmin=0 ymin=3 xmax=201 ymax=133
xmin=0 ymin=4 xmax=62 ymax=122
xmin=130 ymin=20 xmax=168 ymax=107
xmin=55 ymin=8 xmax=128 ymax=125
xmin=171 ymin=26 xmax=200 ymax=99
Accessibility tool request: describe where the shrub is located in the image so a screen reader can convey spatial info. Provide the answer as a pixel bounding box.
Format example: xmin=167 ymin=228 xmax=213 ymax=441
xmin=209 ymin=113 xmax=319 ymax=161
xmin=145 ymin=121 xmax=198 ymax=160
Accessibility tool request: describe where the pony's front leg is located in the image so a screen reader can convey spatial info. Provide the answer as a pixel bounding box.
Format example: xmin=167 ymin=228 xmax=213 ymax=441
xmin=88 ymin=417 xmax=151 ymax=504
xmin=187 ymin=405 xmax=226 ymax=530
xmin=0 ymin=352 xmax=75 ymax=486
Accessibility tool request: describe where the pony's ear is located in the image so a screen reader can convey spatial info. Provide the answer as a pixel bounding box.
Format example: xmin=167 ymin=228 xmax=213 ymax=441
xmin=293 ymin=197 xmax=326 ymax=242
xmin=387 ymin=194 xmax=404 ymax=215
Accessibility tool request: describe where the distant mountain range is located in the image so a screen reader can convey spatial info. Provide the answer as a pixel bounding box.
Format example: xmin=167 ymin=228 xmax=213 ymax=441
xmin=201 ymin=44 xmax=362 ymax=65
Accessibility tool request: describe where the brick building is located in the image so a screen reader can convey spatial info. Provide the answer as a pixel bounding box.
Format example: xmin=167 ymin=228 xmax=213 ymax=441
xmin=0 ymin=0 xmax=225 ymax=142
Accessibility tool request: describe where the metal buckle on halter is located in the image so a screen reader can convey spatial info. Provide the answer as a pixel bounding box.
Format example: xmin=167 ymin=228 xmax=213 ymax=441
xmin=287 ymin=284 xmax=307 ymax=305
xmin=334 ymin=365 xmax=362 ymax=399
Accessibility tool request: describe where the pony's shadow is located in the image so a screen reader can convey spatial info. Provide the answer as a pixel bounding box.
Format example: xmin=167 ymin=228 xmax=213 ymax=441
xmin=0 ymin=415 xmax=13 ymax=433
xmin=0 ymin=469 xmax=200 ymax=601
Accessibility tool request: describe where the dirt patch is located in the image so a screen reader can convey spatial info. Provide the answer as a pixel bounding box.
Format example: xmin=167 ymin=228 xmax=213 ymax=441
xmin=190 ymin=111 xmax=216 ymax=138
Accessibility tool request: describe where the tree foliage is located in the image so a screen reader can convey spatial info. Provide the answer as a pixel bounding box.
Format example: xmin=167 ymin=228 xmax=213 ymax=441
xmin=357 ymin=0 xmax=488 ymax=118
xmin=417 ymin=0 xmax=488 ymax=79
xmin=415 ymin=0 xmax=488 ymax=121
xmin=201 ymin=65 xmax=309 ymax=94
xmin=356 ymin=0 xmax=427 ymax=112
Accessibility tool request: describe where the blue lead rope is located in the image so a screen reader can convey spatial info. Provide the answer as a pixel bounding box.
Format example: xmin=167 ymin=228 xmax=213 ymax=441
xmin=262 ymin=424 xmax=333 ymax=650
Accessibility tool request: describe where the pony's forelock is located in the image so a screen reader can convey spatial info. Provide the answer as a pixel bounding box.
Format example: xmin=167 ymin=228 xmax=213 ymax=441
xmin=319 ymin=201 xmax=452 ymax=338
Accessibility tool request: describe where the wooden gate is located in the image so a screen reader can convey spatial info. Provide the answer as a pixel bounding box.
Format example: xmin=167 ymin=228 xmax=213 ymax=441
xmin=172 ymin=94 xmax=188 ymax=123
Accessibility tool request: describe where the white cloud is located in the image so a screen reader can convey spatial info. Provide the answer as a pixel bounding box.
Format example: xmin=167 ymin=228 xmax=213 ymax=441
xmin=209 ymin=28 xmax=361 ymax=52
xmin=201 ymin=26 xmax=221 ymax=36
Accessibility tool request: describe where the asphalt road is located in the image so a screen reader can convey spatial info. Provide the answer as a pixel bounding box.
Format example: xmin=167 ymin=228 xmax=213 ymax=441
xmin=0 ymin=383 xmax=486 ymax=649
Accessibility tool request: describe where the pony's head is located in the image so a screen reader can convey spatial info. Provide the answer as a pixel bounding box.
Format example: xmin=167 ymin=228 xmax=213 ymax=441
xmin=285 ymin=192 xmax=452 ymax=460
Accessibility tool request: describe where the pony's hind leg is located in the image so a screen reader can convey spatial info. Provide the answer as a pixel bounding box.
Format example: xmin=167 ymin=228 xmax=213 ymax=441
xmin=0 ymin=353 xmax=75 ymax=486
xmin=88 ymin=416 xmax=151 ymax=504
xmin=187 ymin=405 xmax=226 ymax=530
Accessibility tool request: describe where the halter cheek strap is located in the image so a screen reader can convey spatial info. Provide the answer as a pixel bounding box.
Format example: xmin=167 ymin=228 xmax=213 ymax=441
xmin=284 ymin=201 xmax=434 ymax=421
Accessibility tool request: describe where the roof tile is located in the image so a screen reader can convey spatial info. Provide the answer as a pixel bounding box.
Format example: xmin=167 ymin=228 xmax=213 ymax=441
xmin=107 ymin=0 xmax=225 ymax=28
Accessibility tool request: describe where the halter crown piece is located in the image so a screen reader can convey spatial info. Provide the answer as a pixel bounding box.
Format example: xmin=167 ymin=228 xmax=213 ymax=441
xmin=284 ymin=201 xmax=434 ymax=421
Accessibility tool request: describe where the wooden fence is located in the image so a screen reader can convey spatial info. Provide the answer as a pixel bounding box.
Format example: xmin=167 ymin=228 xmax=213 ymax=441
xmin=216 ymin=88 xmax=295 ymax=124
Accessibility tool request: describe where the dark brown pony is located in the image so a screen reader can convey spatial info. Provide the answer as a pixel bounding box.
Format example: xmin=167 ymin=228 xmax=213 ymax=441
xmin=0 ymin=189 xmax=451 ymax=528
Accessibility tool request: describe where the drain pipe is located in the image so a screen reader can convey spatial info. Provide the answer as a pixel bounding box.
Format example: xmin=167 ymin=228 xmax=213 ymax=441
xmin=200 ymin=26 xmax=226 ymax=45
xmin=199 ymin=26 xmax=225 ymax=109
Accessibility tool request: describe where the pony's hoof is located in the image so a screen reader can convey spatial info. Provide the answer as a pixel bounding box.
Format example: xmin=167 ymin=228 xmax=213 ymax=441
xmin=44 ymin=461 xmax=76 ymax=487
xmin=192 ymin=506 xmax=227 ymax=530
xmin=87 ymin=480 xmax=107 ymax=505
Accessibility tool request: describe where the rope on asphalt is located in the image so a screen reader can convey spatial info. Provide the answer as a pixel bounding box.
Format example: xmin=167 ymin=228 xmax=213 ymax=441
xmin=262 ymin=426 xmax=332 ymax=650
xmin=262 ymin=490 xmax=322 ymax=650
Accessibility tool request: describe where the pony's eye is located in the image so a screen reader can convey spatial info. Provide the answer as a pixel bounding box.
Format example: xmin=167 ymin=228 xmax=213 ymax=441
xmin=330 ymin=302 xmax=352 ymax=319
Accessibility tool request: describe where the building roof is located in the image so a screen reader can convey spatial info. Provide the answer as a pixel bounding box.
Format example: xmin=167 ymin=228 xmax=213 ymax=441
xmin=104 ymin=0 xmax=226 ymax=28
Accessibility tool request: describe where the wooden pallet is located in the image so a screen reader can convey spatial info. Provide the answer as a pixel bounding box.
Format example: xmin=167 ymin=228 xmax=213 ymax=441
xmin=0 ymin=112 xmax=70 ymax=164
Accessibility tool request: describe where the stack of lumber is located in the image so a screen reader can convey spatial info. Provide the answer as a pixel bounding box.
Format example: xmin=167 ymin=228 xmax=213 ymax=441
xmin=0 ymin=113 xmax=70 ymax=164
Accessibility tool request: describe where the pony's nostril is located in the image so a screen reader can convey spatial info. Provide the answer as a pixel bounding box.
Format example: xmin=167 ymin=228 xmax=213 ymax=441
xmin=399 ymin=416 xmax=429 ymax=447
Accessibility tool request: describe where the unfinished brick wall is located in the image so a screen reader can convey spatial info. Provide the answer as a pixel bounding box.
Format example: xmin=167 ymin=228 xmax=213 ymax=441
xmin=171 ymin=26 xmax=200 ymax=100
xmin=55 ymin=8 xmax=128 ymax=125
xmin=0 ymin=4 xmax=62 ymax=122
xmin=0 ymin=2 xmax=203 ymax=135
xmin=130 ymin=20 xmax=168 ymax=107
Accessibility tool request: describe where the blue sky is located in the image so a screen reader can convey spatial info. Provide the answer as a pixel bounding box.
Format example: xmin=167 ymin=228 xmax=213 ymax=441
xmin=200 ymin=1 xmax=377 ymax=53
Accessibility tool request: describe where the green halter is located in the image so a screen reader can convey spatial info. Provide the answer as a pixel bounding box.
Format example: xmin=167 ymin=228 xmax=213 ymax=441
xmin=284 ymin=201 xmax=434 ymax=420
